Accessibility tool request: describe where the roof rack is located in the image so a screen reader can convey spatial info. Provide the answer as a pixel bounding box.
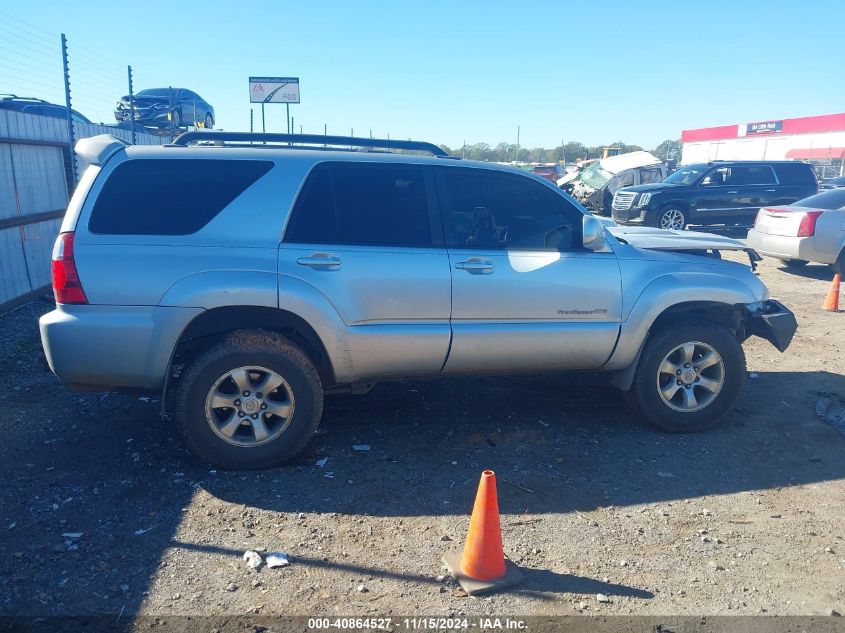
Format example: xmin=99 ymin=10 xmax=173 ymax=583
xmin=167 ymin=132 xmax=450 ymax=157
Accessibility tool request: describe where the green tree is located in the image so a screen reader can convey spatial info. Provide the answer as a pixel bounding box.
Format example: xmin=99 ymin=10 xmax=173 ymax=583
xmin=652 ymin=139 xmax=682 ymax=162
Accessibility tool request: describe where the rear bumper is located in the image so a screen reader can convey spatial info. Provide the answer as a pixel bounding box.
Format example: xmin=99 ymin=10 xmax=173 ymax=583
xmin=39 ymin=304 xmax=203 ymax=390
xmin=746 ymin=229 xmax=836 ymax=265
xmin=748 ymin=300 xmax=797 ymax=353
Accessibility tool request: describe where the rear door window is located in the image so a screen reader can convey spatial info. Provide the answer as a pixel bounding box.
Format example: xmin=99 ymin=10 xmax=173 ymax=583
xmin=88 ymin=159 xmax=273 ymax=235
xmin=772 ymin=163 xmax=817 ymax=185
xmin=285 ymin=163 xmax=433 ymax=247
xmin=732 ymin=165 xmax=776 ymax=185
xmin=639 ymin=168 xmax=663 ymax=184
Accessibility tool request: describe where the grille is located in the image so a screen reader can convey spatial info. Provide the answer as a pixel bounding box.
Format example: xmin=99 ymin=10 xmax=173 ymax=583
xmin=612 ymin=191 xmax=637 ymax=211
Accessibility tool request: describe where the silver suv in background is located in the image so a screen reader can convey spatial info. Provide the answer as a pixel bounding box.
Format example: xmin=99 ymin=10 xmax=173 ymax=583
xmin=40 ymin=132 xmax=797 ymax=469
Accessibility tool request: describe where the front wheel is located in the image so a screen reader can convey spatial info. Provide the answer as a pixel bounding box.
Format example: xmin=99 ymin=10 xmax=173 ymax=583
xmin=174 ymin=330 xmax=323 ymax=470
xmin=171 ymin=109 xmax=182 ymax=129
xmin=630 ymin=323 xmax=746 ymax=433
xmin=656 ymin=206 xmax=687 ymax=230
xmin=205 ymin=113 xmax=213 ymax=129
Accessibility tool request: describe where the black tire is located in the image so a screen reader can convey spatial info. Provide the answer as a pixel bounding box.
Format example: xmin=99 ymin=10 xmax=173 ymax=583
xmin=205 ymin=113 xmax=213 ymax=129
xmin=174 ymin=329 xmax=323 ymax=470
xmin=171 ymin=109 xmax=182 ymax=129
xmin=630 ymin=323 xmax=746 ymax=433
xmin=783 ymin=259 xmax=809 ymax=268
xmin=833 ymin=249 xmax=845 ymax=275
xmin=654 ymin=206 xmax=687 ymax=230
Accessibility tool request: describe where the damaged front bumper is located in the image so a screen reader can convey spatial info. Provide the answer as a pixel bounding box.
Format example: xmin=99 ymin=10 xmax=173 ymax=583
xmin=747 ymin=300 xmax=797 ymax=352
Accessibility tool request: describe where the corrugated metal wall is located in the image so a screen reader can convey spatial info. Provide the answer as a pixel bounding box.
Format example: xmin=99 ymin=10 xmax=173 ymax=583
xmin=0 ymin=109 xmax=166 ymax=310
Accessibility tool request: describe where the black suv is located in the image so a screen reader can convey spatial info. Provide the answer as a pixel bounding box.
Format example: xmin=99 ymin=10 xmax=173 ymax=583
xmin=611 ymin=161 xmax=818 ymax=230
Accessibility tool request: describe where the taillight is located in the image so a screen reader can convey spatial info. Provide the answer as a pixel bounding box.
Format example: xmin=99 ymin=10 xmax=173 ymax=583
xmin=51 ymin=232 xmax=88 ymax=304
xmin=797 ymin=210 xmax=823 ymax=237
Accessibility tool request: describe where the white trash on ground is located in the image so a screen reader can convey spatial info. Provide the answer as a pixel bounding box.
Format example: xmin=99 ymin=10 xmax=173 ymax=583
xmin=243 ymin=550 xmax=262 ymax=569
xmin=266 ymin=552 xmax=290 ymax=568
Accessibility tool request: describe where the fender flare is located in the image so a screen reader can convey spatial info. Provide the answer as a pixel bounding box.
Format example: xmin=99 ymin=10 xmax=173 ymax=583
xmin=605 ymin=272 xmax=757 ymax=373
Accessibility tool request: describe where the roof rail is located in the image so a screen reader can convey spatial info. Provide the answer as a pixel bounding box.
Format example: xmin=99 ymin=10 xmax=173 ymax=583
xmin=167 ymin=131 xmax=449 ymax=157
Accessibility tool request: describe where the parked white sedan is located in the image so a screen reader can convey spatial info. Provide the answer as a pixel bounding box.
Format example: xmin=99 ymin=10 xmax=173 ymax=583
xmin=747 ymin=189 xmax=845 ymax=272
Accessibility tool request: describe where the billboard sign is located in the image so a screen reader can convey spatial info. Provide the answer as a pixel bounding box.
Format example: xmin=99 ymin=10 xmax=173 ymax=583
xmin=249 ymin=77 xmax=300 ymax=104
xmin=745 ymin=120 xmax=783 ymax=135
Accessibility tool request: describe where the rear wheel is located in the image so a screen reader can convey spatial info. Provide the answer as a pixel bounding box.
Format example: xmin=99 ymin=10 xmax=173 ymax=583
xmin=171 ymin=109 xmax=182 ymax=129
xmin=174 ymin=330 xmax=323 ymax=470
xmin=630 ymin=323 xmax=746 ymax=433
xmin=656 ymin=206 xmax=687 ymax=230
xmin=782 ymin=259 xmax=808 ymax=268
xmin=205 ymin=113 xmax=213 ymax=129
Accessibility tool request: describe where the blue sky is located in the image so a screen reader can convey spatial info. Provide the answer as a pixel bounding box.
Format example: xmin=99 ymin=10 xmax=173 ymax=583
xmin=2 ymin=0 xmax=843 ymax=149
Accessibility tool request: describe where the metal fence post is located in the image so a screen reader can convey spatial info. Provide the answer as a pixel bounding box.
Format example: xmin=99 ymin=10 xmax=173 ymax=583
xmin=127 ymin=65 xmax=136 ymax=145
xmin=60 ymin=33 xmax=77 ymax=187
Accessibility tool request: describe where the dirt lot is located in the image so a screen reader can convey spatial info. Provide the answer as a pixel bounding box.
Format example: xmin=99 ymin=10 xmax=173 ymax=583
xmin=1 ymin=252 xmax=843 ymax=626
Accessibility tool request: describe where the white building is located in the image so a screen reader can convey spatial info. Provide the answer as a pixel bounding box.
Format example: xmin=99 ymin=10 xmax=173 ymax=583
xmin=681 ymin=113 xmax=845 ymax=177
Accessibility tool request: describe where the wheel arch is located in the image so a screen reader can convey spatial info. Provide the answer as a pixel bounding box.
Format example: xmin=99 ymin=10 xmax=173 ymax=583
xmin=161 ymin=305 xmax=336 ymax=416
xmin=608 ymin=300 xmax=744 ymax=391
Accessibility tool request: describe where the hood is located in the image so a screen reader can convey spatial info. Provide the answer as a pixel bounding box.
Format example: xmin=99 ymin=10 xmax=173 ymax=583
xmin=619 ymin=181 xmax=684 ymax=194
xmin=608 ymin=226 xmax=748 ymax=251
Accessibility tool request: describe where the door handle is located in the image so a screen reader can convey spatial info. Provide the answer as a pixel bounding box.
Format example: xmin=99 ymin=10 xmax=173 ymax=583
xmin=764 ymin=189 xmax=776 ymax=192
xmin=297 ymin=255 xmax=342 ymax=269
xmin=455 ymin=259 xmax=494 ymax=273
xmin=726 ymin=190 xmax=738 ymax=194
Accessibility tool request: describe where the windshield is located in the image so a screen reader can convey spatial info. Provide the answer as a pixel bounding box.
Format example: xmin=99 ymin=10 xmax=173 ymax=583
xmin=579 ymin=161 xmax=613 ymax=189
xmin=664 ymin=164 xmax=708 ymax=185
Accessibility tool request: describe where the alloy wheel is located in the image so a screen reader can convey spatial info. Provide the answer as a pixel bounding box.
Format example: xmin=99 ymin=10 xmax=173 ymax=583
xmin=659 ymin=209 xmax=685 ymax=230
xmin=656 ymin=341 xmax=724 ymax=413
xmin=204 ymin=366 xmax=295 ymax=447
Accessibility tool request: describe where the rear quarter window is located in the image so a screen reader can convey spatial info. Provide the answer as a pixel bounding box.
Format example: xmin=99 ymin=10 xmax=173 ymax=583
xmin=88 ymin=159 xmax=273 ymax=235
xmin=772 ymin=163 xmax=817 ymax=186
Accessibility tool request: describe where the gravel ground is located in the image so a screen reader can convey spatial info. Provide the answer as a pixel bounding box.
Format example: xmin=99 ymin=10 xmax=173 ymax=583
xmin=0 ymin=253 xmax=843 ymax=625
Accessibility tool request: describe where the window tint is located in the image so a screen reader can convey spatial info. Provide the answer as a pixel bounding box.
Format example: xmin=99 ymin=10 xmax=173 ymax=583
xmin=794 ymin=189 xmax=845 ymax=210
xmin=732 ymin=165 xmax=776 ymax=185
xmin=285 ymin=163 xmax=432 ymax=247
xmin=639 ymin=168 xmax=663 ymax=184
xmin=773 ymin=162 xmax=817 ymax=185
xmin=88 ymin=159 xmax=273 ymax=235
xmin=439 ymin=168 xmax=583 ymax=251
xmin=701 ymin=167 xmax=730 ymax=186
xmin=616 ymin=171 xmax=635 ymax=188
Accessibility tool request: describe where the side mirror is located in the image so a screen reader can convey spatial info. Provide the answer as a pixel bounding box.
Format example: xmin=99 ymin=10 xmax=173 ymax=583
xmin=582 ymin=215 xmax=607 ymax=251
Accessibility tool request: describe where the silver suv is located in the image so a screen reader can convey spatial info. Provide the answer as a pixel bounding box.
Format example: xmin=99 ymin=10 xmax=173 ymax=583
xmin=40 ymin=132 xmax=797 ymax=469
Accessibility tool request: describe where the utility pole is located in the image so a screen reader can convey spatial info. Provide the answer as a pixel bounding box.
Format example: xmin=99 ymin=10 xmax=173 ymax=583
xmin=515 ymin=125 xmax=520 ymax=164
xmin=127 ymin=65 xmax=136 ymax=145
xmin=60 ymin=34 xmax=77 ymax=186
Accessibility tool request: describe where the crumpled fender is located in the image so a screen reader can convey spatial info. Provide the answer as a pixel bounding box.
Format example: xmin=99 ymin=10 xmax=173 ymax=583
xmin=604 ymin=271 xmax=760 ymax=370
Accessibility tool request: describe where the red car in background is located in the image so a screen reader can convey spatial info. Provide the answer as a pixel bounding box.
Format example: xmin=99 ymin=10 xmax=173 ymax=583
xmin=530 ymin=164 xmax=564 ymax=182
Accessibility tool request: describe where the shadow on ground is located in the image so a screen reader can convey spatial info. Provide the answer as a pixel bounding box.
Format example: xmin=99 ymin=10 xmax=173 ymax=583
xmin=1 ymin=302 xmax=843 ymax=616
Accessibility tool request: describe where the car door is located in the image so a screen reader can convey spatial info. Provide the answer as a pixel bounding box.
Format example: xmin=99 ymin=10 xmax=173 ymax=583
xmin=693 ymin=166 xmax=741 ymax=221
xmin=436 ymin=166 xmax=622 ymax=373
xmin=278 ymin=161 xmax=452 ymax=379
xmin=180 ymin=90 xmax=198 ymax=126
xmin=729 ymin=164 xmax=777 ymax=221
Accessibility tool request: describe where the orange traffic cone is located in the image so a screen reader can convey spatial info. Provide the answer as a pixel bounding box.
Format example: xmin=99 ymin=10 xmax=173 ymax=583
xmin=823 ymin=274 xmax=841 ymax=312
xmin=442 ymin=470 xmax=524 ymax=596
